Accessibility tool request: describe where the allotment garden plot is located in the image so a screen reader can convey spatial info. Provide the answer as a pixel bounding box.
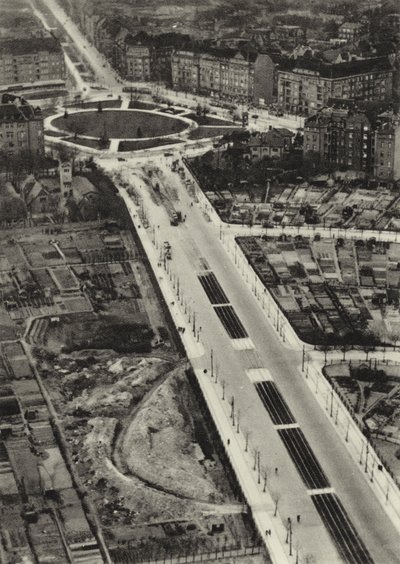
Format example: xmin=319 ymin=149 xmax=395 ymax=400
xmin=237 ymin=235 xmax=400 ymax=346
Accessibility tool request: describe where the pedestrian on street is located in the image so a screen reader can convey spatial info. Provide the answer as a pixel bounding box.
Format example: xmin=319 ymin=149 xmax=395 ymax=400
xmin=227 ymin=438 xmax=230 ymax=446
xmin=297 ymin=515 xmax=301 ymax=523
xmin=275 ymin=467 xmax=278 ymax=475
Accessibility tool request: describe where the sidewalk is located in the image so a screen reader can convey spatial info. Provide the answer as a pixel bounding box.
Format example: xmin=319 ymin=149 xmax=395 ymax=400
xmin=196 ymin=369 xmax=290 ymax=564
xmin=115 ymin=181 xmax=293 ymax=564
xmin=118 ymin=187 xmax=204 ymax=361
xmin=303 ymin=354 xmax=400 ymax=533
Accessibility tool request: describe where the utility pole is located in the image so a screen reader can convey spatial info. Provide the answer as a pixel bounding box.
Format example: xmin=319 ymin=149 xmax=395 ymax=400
xmin=245 ymin=430 xmax=250 ymax=452
xmin=253 ymin=448 xmax=258 ymax=471
xmin=364 ymin=444 xmax=369 ymax=473
xmin=211 ymin=349 xmax=214 ymax=378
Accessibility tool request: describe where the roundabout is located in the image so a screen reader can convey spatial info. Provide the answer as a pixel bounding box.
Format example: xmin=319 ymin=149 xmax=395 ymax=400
xmin=50 ymin=108 xmax=190 ymax=140
xmin=44 ymin=102 xmax=240 ymax=155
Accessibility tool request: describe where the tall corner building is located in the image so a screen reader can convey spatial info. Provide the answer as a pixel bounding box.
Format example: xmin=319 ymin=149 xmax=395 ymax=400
xmin=0 ymin=93 xmax=44 ymax=158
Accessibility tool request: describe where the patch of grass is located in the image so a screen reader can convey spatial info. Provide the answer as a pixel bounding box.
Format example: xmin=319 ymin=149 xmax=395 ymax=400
xmin=64 ymin=137 xmax=110 ymax=149
xmin=118 ymin=138 xmax=182 ymax=151
xmin=27 ymin=90 xmax=68 ymax=100
xmin=45 ymin=130 xmax=66 ymax=138
xmin=69 ymin=99 xmax=122 ymax=110
xmin=63 ymin=321 xmax=154 ymax=354
xmin=186 ymin=113 xmax=236 ymax=126
xmin=188 ymin=126 xmax=242 ymax=140
xmin=52 ymin=110 xmax=188 ymax=139
xmin=128 ymin=100 xmax=160 ymax=110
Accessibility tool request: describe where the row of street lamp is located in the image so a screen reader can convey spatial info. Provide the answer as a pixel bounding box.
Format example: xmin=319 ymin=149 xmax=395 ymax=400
xmin=134 ymin=179 xmax=306 ymax=563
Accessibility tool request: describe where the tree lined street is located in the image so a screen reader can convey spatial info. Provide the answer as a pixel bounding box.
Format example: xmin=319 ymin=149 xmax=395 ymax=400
xmin=26 ymin=1 xmax=400 ymax=561
xmin=99 ymin=156 xmax=400 ymax=563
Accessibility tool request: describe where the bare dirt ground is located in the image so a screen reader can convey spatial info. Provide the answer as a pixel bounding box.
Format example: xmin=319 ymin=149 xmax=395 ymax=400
xmin=39 ymin=348 xmax=256 ymax=560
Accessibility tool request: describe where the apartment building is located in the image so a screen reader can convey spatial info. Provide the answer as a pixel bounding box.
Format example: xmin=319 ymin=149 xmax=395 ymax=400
xmin=0 ymin=36 xmax=65 ymax=91
xmin=278 ymin=56 xmax=393 ymax=115
xmin=0 ymin=94 xmax=44 ymax=158
xmin=304 ymin=107 xmax=372 ymax=171
xmin=304 ymin=107 xmax=400 ymax=180
xmin=171 ymin=48 xmax=276 ymax=105
xmin=338 ymin=22 xmax=364 ymax=42
xmin=114 ymin=31 xmax=190 ymax=84
xmin=274 ymin=25 xmax=306 ymax=44
xmin=171 ymin=49 xmax=200 ymax=92
xmin=373 ymin=115 xmax=400 ymax=180
xmin=125 ymin=41 xmax=151 ymax=81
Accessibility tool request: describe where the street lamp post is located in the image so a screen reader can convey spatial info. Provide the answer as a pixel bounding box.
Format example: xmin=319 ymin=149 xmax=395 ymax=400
xmin=364 ymin=444 xmax=369 ymax=473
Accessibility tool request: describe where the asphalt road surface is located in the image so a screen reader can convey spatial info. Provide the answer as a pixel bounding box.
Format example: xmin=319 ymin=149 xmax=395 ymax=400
xmin=108 ymin=158 xmax=400 ymax=564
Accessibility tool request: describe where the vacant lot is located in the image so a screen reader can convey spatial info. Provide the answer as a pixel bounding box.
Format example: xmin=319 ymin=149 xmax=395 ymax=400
xmin=40 ymin=350 xmax=256 ymax=561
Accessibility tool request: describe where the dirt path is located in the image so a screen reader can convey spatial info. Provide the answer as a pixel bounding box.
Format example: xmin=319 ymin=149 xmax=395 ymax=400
xmin=112 ymin=360 xmax=181 ymax=474
xmin=112 ymin=361 xmax=245 ymax=512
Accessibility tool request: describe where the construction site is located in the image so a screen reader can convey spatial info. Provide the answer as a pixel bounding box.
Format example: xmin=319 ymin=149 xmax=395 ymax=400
xmin=0 ymin=169 xmax=262 ymax=564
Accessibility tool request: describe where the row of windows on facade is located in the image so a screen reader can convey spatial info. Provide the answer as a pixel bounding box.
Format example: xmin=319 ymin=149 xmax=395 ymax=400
xmin=0 ymin=129 xmax=42 ymax=136
xmin=0 ymin=55 xmax=61 ymax=63
xmin=280 ymin=71 xmax=390 ymax=80
xmin=305 ymin=149 xmax=391 ymax=168
xmin=0 ymin=132 xmax=26 ymax=139
xmin=175 ymin=71 xmax=251 ymax=82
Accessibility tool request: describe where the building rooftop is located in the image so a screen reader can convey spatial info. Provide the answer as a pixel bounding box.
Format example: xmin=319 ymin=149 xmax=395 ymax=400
xmin=340 ymin=22 xmax=363 ymax=29
xmin=0 ymin=97 xmax=42 ymax=122
xmin=248 ymin=127 xmax=294 ymax=148
xmin=0 ymin=36 xmax=62 ymax=57
xmin=292 ymin=55 xmax=392 ymax=78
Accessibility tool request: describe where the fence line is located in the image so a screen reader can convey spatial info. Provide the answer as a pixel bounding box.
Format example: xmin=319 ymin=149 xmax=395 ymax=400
xmin=113 ymin=545 xmax=263 ymax=564
xmin=304 ymin=359 xmax=400 ymax=532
